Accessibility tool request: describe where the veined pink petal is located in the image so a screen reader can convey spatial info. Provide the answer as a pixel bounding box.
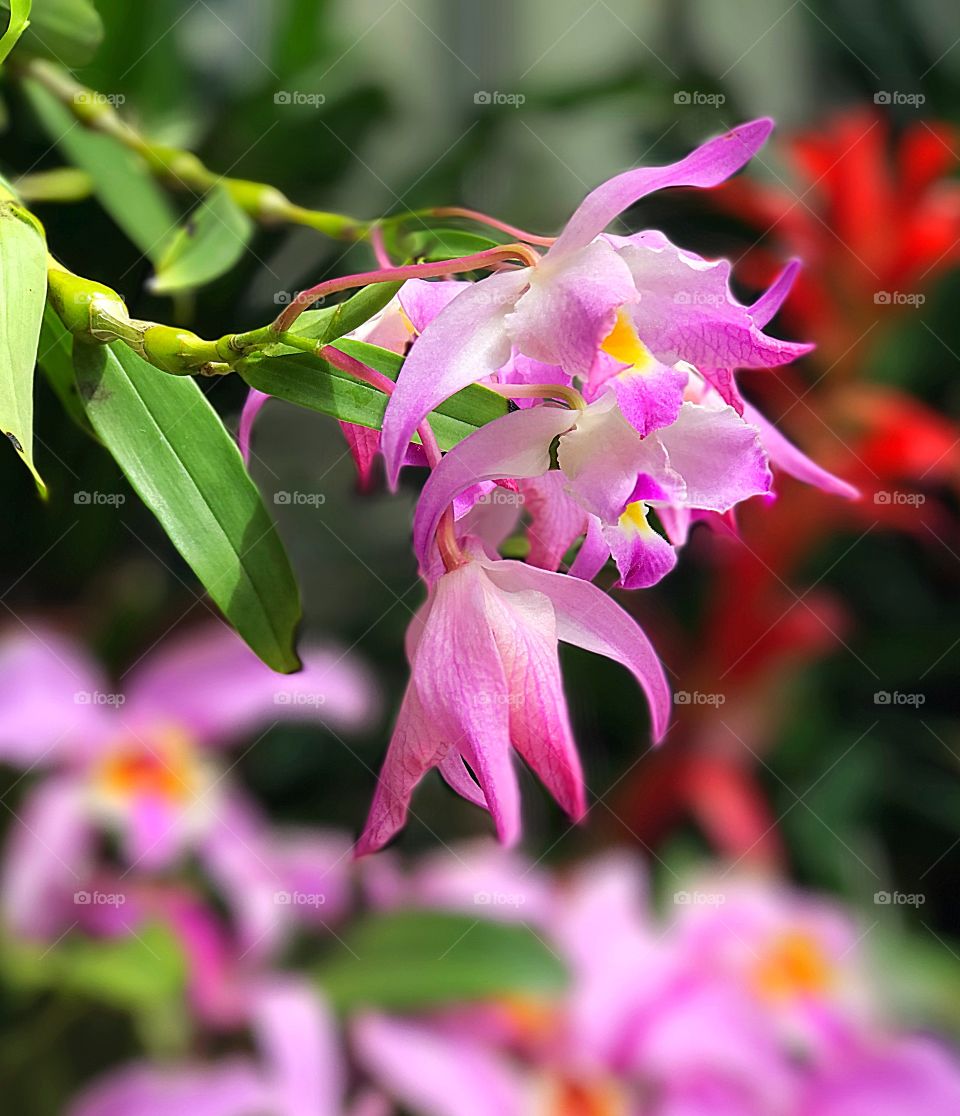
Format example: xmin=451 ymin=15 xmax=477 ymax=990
xmin=603 ymin=511 xmax=678 ymax=589
xmin=608 ymin=359 xmax=689 ymax=437
xmin=568 ymin=517 xmax=611 ymax=582
xmin=354 ymin=1013 xmax=525 ymax=1116
xmin=635 ymin=402 xmax=773 ymax=511
xmin=1 ymin=775 xmax=96 ymax=939
xmin=743 ymin=401 xmax=859 ymax=500
xmin=381 ymin=269 xmax=531 ymax=487
xmin=339 ymin=421 xmax=384 ymax=491
xmin=66 ymin=1060 xmax=270 ymax=1116
xmin=521 ymin=472 xmax=591 ymax=572
xmin=551 ymin=119 xmax=774 ymax=257
xmin=412 ymin=406 xmax=577 ymax=575
xmin=486 ymin=583 xmax=586 ymax=821
xmin=438 ymin=752 xmax=488 ymax=809
xmin=397 ymin=278 xmax=471 ymax=333
xmin=506 ymin=239 xmax=637 ymax=380
xmin=482 ymin=561 xmax=671 ymax=741
xmin=124 ymin=623 xmax=377 ymax=745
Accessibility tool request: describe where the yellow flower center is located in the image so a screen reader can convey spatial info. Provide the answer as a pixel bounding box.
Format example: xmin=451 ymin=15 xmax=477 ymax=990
xmin=601 ymin=310 xmax=656 ymax=373
xmin=617 ymin=500 xmax=654 ymax=536
xmin=752 ymin=929 xmax=834 ymax=1002
xmin=96 ymin=727 xmax=201 ymax=804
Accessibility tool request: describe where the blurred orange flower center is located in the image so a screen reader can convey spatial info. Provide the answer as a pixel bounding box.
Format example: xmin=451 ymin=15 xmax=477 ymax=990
xmin=602 ymin=310 xmax=656 ymax=372
xmin=97 ymin=730 xmax=199 ymax=803
xmin=752 ymin=929 xmax=834 ymax=1001
xmin=542 ymin=1074 xmax=629 ymax=1116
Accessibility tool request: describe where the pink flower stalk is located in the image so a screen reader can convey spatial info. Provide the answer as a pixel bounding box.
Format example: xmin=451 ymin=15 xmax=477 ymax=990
xmin=0 ymin=623 xmax=375 ymax=947
xmin=379 ymin=119 xmax=819 ymax=488
xmin=356 ymin=551 xmax=670 ymax=854
xmin=68 ymin=980 xmax=389 ymax=1116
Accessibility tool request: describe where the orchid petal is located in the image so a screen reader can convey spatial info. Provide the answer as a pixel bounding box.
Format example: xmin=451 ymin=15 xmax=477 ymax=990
xmin=397 ymin=279 xmax=470 ymax=333
xmin=749 ymin=258 xmax=802 ymax=328
xmin=238 ymin=388 xmax=269 ymax=465
xmin=604 ymin=508 xmax=678 ymax=589
xmin=381 ymin=268 xmax=531 ymax=487
xmin=609 ymin=360 xmax=689 ymax=437
xmin=482 ymin=561 xmax=671 ymax=741
xmin=412 ymin=406 xmax=577 ymax=575
xmin=551 ymin=119 xmax=774 ymax=257
xmin=66 ymin=1060 xmax=269 ymax=1116
xmin=568 ymin=517 xmax=611 ymax=582
xmin=743 ymin=401 xmax=859 ymax=499
xmin=506 ymin=239 xmax=637 ymax=380
xmin=521 ymin=472 xmax=591 ymax=573
xmin=439 ymin=752 xmax=488 ymax=809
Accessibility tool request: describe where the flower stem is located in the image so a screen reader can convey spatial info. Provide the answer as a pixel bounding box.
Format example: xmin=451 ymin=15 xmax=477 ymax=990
xmin=424 ymin=206 xmax=556 ymax=247
xmin=485 ymin=382 xmax=587 ymax=410
xmin=272 ymin=244 xmax=538 ymax=333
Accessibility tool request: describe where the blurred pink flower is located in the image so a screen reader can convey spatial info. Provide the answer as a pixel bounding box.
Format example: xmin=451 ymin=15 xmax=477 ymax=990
xmin=0 ymin=623 xmax=375 ymax=948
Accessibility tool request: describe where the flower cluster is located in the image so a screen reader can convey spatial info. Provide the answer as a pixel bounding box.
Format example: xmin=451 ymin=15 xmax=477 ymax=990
xmin=304 ymin=119 xmax=856 ymax=853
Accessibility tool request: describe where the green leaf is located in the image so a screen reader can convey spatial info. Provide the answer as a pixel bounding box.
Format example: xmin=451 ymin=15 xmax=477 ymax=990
xmin=399 ymin=227 xmax=500 ymax=262
xmin=317 ymin=910 xmax=568 ymax=1012
xmin=37 ymin=301 xmax=94 ymax=435
xmin=0 ymin=0 xmax=31 ymax=65
xmin=3 ymin=922 xmax=187 ymax=1011
xmin=0 ymin=194 xmax=46 ymax=492
xmin=72 ymin=340 xmax=301 ymax=672
xmin=150 ymin=185 xmax=254 ymax=294
xmin=238 ymin=339 xmax=509 ymax=452
xmin=1 ymin=0 xmax=102 ymax=65
xmin=24 ymin=78 xmax=177 ymax=260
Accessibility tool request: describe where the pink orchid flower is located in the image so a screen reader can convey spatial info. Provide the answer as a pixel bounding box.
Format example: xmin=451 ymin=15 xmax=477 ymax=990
xmin=68 ymin=980 xmax=389 ymax=1116
xmin=380 ymin=119 xmax=817 ymax=487
xmin=355 ymin=549 xmax=670 ymax=854
xmin=0 ymin=623 xmax=375 ymax=947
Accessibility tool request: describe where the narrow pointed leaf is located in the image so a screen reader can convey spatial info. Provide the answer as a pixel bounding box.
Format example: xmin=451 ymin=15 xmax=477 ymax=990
xmin=24 ymin=78 xmax=176 ymax=260
xmin=317 ymin=910 xmax=568 ymax=1012
xmin=37 ymin=302 xmax=95 ymax=436
xmin=150 ymin=185 xmax=254 ymax=294
xmin=0 ymin=0 xmax=31 ymax=65
xmin=72 ymin=340 xmax=301 ymax=672
xmin=0 ymin=192 xmax=46 ymax=491
xmin=238 ymin=339 xmax=509 ymax=451
xmin=1 ymin=0 xmax=102 ymax=64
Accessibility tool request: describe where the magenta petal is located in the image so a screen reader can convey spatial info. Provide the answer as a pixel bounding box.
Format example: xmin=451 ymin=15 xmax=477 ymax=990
xmin=521 ymin=472 xmax=591 ymax=573
xmin=354 ymin=1013 xmax=525 ymax=1116
xmin=380 ymin=268 xmax=531 ymax=487
xmin=743 ymin=401 xmax=859 ymax=500
xmin=551 ymin=119 xmax=774 ymax=256
xmin=568 ymin=517 xmax=611 ymax=582
xmin=66 ymin=1060 xmax=270 ymax=1116
xmin=749 ymin=258 xmax=802 ymax=328
xmin=483 ymin=561 xmax=671 ymax=741
xmin=604 ymin=515 xmax=678 ymax=589
xmin=339 ymin=421 xmax=384 ymax=490
xmin=609 ymin=361 xmax=689 ymax=437
xmin=439 ymin=752 xmax=488 ymax=809
xmin=506 ymin=239 xmax=637 ymax=380
xmin=412 ymin=406 xmax=577 ymax=575
xmin=252 ymin=981 xmax=342 ymax=1116
xmin=1 ymin=775 xmax=95 ymax=939
xmin=125 ymin=623 xmax=377 ymax=745
xmin=238 ymin=388 xmax=270 ymax=465
xmin=397 ymin=279 xmax=470 ymax=332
